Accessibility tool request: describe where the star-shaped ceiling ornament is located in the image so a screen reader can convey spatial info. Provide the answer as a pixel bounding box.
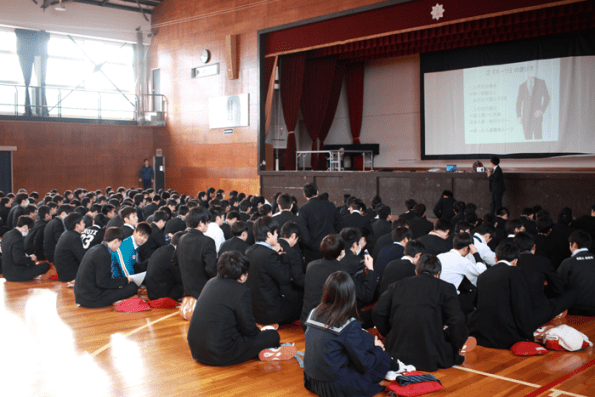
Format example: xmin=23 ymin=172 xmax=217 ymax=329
xmin=431 ymin=3 xmax=445 ymax=21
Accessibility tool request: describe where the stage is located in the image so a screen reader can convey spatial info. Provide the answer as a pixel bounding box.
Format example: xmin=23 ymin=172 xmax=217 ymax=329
xmin=260 ymin=170 xmax=595 ymax=218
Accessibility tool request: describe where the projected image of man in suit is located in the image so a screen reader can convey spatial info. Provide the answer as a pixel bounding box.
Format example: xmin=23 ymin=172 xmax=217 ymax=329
xmin=516 ymin=61 xmax=550 ymax=140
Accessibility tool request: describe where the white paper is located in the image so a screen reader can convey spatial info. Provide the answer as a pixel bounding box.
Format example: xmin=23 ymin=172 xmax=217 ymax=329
xmin=130 ymin=271 xmax=146 ymax=287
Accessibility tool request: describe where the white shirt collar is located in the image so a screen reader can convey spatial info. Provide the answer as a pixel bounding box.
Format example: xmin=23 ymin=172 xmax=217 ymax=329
xmin=572 ymin=247 xmax=589 ymax=257
xmin=351 ymin=210 xmax=361 ymax=215
xmin=402 ymin=256 xmax=413 ymax=263
xmin=498 ymin=260 xmax=513 ymax=266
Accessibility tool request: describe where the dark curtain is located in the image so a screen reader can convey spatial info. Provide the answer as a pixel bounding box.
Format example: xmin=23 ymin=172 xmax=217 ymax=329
xmin=300 ymin=57 xmax=337 ymax=170
xmin=279 ymin=53 xmax=306 ymax=170
xmin=345 ymin=61 xmax=365 ymax=169
xmin=37 ymin=32 xmax=50 ymax=117
xmin=15 ymin=29 xmax=50 ymax=117
xmin=265 ymin=56 xmax=277 ymax=94
xmin=317 ymin=62 xmax=346 ymax=170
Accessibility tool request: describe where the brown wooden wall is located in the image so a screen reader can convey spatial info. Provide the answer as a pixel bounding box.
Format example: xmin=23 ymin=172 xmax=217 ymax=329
xmin=261 ymin=171 xmax=595 ymax=220
xmin=0 ymin=120 xmax=161 ymax=195
xmin=149 ymin=0 xmax=388 ymax=196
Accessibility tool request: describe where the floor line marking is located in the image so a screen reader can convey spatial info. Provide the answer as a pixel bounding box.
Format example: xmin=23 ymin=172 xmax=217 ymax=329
xmin=452 ymin=366 xmax=586 ymax=397
xmin=523 ymin=357 xmax=595 ymax=397
xmin=91 ymin=312 xmax=180 ymax=357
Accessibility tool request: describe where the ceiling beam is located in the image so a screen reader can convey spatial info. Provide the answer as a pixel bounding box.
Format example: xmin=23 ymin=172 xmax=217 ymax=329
xmin=69 ymin=0 xmax=152 ymax=13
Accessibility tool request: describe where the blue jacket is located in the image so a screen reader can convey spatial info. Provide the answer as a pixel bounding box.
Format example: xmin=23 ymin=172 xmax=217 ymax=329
xmin=139 ymin=165 xmax=154 ymax=181
xmin=111 ymin=236 xmax=138 ymax=278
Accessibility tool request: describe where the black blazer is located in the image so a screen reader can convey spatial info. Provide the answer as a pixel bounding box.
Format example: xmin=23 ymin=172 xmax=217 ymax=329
xmin=343 ymin=212 xmax=374 ymax=239
xmin=219 ymin=236 xmax=250 ymax=256
xmin=301 ymin=258 xmax=377 ymax=329
xmin=245 ymin=243 xmax=294 ymax=324
xmin=298 ymin=197 xmax=343 ymax=259
xmin=371 ymin=232 xmax=392 ymax=261
xmin=43 ymin=217 xmax=65 ymax=263
xmin=272 ymin=210 xmax=311 ymax=246
xmin=417 ymin=234 xmax=452 ymax=256
xmin=106 ymin=215 xmax=124 ymax=229
xmin=378 ymin=258 xmax=416 ymax=297
xmin=279 ymin=238 xmax=305 ymax=289
xmin=54 ymin=230 xmax=86 ymax=282
xmin=24 ymin=218 xmax=48 ymax=259
xmin=517 ymin=253 xmax=563 ymax=305
xmin=468 ymin=263 xmax=535 ymax=349
xmin=409 ymin=216 xmax=434 ymax=240
xmin=164 ymin=216 xmax=186 ymax=236
xmin=145 ymin=244 xmax=183 ymax=301
xmin=177 ymin=229 xmax=217 ymax=299
xmin=138 ymin=223 xmax=166 ymax=264
xmin=143 ymin=203 xmax=158 ymax=219
xmin=488 ymin=166 xmax=505 ymax=193
xmin=1 ymin=228 xmax=36 ymax=281
xmin=557 ymin=250 xmax=595 ymax=315
xmin=372 ymin=219 xmax=392 ymax=241
xmin=433 ymin=197 xmax=456 ymax=221
xmin=187 ymin=277 xmax=260 ymax=366
xmin=7 ymin=205 xmax=24 ymax=230
xmin=74 ymin=243 xmax=130 ymax=308
xmin=373 ymin=273 xmax=467 ymax=372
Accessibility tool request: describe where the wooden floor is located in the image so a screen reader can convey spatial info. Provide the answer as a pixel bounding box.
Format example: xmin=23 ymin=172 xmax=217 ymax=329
xmin=1 ymin=273 xmax=595 ymax=397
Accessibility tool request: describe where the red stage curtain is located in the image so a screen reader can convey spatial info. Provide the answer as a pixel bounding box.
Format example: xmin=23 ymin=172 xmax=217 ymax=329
xmin=301 ymin=57 xmax=338 ymax=170
xmin=279 ymin=53 xmax=306 ymax=170
xmin=317 ymin=62 xmax=346 ymax=170
xmin=345 ymin=62 xmax=365 ymax=169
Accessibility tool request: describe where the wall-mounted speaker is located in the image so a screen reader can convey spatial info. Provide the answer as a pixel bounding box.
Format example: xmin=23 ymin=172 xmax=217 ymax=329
xmin=226 ymin=34 xmax=238 ymax=80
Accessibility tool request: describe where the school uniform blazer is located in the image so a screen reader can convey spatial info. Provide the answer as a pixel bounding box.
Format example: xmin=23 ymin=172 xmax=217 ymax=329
xmin=245 ymin=243 xmax=293 ymax=325
xmin=187 ymin=277 xmax=261 ymax=366
xmin=433 ymin=197 xmax=457 ymax=221
xmin=142 ymin=203 xmax=158 ymax=219
xmin=301 ymin=258 xmax=377 ymax=329
xmin=24 ymin=218 xmax=48 ymax=259
xmin=272 ymin=210 xmax=312 ymax=247
xmin=373 ymin=273 xmax=468 ymax=372
xmin=164 ymin=216 xmax=186 ymax=236
xmin=43 ymin=217 xmax=65 ymax=263
xmin=138 ymin=223 xmax=166 ymax=263
xmin=1 ymin=228 xmax=37 ymax=281
xmin=106 ymin=215 xmax=124 ymax=229
xmin=74 ymin=243 xmax=129 ymax=307
xmin=279 ymin=238 xmax=305 ymax=289
xmin=378 ymin=258 xmax=416 ymax=297
xmin=298 ymin=196 xmax=343 ymax=255
xmin=468 ymin=263 xmax=535 ymax=349
xmin=7 ymin=205 xmax=24 ymax=230
xmin=557 ymin=250 xmax=595 ymax=315
xmin=177 ymin=229 xmax=217 ymax=299
xmin=517 ymin=253 xmax=563 ymax=305
xmin=342 ymin=213 xmax=374 ymax=240
xmin=372 ymin=219 xmax=392 ymax=242
xmin=145 ymin=244 xmax=183 ymax=301
xmin=417 ymin=234 xmax=452 ymax=256
xmin=54 ymin=230 xmax=86 ymax=282
xmin=408 ymin=216 xmax=434 ymax=240
xmin=218 ymin=236 xmax=250 ymax=256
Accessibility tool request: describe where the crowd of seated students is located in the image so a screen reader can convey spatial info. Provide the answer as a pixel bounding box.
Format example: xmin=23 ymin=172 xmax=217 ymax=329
xmin=1 ymin=183 xmax=595 ymax=395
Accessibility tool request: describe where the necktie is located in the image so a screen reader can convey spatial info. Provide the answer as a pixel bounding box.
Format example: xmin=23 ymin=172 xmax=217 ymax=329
xmin=396 ymin=374 xmax=442 ymax=386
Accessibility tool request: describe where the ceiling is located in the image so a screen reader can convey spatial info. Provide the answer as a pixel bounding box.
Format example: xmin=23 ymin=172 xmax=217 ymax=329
xmin=35 ymin=0 xmax=163 ymax=16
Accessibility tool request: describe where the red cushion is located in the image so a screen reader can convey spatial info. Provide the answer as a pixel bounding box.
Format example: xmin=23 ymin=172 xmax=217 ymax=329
xmin=511 ymin=341 xmax=549 ymax=356
xmin=148 ymin=297 xmax=179 ymax=308
xmin=385 ymin=371 xmax=444 ymax=397
xmin=545 ymin=339 xmax=591 ymax=352
xmin=115 ymin=298 xmax=151 ymax=312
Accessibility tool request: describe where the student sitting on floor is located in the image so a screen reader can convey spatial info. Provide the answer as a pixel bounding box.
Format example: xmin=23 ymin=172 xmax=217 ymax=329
xmin=74 ymin=227 xmax=139 ymax=308
xmin=2 ymin=215 xmax=51 ymax=282
xmin=373 ymin=254 xmax=471 ymax=372
xmin=53 ymin=212 xmax=87 ymax=282
xmin=304 ymin=271 xmax=391 ymax=397
xmin=187 ymin=251 xmax=295 ymax=366
xmin=145 ymin=230 xmax=185 ymax=301
xmin=111 ymin=222 xmax=152 ymax=277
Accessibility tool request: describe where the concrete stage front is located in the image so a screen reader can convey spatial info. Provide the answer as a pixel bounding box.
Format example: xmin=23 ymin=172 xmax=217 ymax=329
xmin=261 ymin=170 xmax=595 ymax=219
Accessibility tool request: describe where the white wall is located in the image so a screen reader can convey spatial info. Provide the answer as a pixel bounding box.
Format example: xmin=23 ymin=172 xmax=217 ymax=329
xmin=0 ymin=0 xmax=151 ymax=43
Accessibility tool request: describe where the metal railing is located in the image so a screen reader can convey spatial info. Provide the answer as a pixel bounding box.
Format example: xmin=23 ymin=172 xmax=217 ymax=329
xmin=0 ymin=83 xmax=167 ymax=125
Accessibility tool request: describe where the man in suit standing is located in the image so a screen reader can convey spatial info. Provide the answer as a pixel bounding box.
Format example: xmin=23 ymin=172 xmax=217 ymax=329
xmin=516 ymin=75 xmax=550 ymax=140
xmin=487 ymin=156 xmax=505 ymax=215
xmin=298 ymin=183 xmax=343 ymax=264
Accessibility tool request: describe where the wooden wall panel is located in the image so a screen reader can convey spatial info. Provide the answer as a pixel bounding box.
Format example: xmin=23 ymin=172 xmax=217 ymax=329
xmin=0 ymin=120 xmax=159 ymax=195
xmin=262 ymin=171 xmax=595 ymax=220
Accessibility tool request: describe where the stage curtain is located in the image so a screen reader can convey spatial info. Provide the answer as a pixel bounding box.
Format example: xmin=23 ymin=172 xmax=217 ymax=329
xmin=345 ymin=61 xmax=365 ymax=169
xmin=317 ymin=62 xmax=346 ymax=170
xmin=264 ymin=55 xmax=278 ymax=139
xmin=279 ymin=52 xmax=306 ymax=170
xmin=37 ymin=31 xmax=50 ymax=117
xmin=301 ymin=57 xmax=337 ymax=170
xmin=15 ymin=29 xmax=37 ymax=116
